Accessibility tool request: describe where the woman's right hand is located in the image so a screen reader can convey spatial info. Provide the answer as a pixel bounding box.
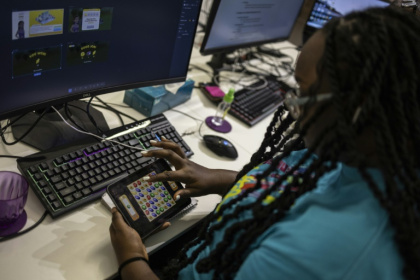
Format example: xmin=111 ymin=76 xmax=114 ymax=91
xmin=140 ymin=137 xmax=238 ymax=198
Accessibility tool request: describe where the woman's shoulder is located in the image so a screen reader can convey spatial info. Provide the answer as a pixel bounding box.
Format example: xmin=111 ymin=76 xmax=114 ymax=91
xmin=236 ymin=179 xmax=404 ymax=280
xmin=235 ymin=203 xmax=403 ymax=280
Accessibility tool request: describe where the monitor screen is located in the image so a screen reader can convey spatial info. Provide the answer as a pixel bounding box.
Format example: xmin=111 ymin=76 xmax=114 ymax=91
xmin=303 ymin=0 xmax=390 ymax=42
xmin=200 ymin=0 xmax=304 ymax=56
xmin=1 ymin=0 xmax=201 ymax=121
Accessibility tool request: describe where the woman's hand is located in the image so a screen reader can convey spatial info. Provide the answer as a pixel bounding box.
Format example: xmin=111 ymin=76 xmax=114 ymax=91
xmin=110 ymin=208 xmax=166 ymax=280
xmin=109 ymin=207 xmax=148 ymax=265
xmin=141 ymin=137 xmax=238 ymax=197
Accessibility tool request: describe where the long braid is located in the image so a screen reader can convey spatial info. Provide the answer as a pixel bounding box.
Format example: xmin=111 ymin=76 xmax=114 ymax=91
xmin=234 ymin=106 xmax=295 ymax=184
xmin=324 ymin=13 xmax=420 ymax=279
xmin=162 ymin=98 xmax=337 ymax=279
xmin=216 ymin=126 xmax=345 ymax=279
xmin=162 ymin=102 xmax=328 ymax=278
xmin=163 ymin=107 xmax=297 ymax=277
xmin=324 ymin=8 xmax=420 ymax=279
xmin=163 ymin=7 xmax=420 ymax=279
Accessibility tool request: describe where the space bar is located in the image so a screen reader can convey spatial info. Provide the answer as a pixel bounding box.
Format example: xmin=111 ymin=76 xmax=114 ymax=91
xmin=90 ymin=172 xmax=130 ymax=192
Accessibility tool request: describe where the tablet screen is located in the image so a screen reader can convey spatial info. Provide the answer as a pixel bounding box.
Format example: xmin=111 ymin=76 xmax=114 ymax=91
xmin=124 ymin=171 xmax=178 ymax=222
xmin=107 ymin=159 xmax=191 ymax=238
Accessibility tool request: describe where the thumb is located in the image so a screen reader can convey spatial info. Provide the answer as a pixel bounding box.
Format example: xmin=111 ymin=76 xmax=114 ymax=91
xmin=173 ymin=188 xmax=195 ymax=200
xmin=173 ymin=190 xmax=188 ymax=201
xmin=160 ymin=222 xmax=171 ymax=231
xmin=111 ymin=207 xmax=128 ymax=230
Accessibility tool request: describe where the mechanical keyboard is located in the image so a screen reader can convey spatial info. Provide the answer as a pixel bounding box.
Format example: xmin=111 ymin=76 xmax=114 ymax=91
xmin=17 ymin=113 xmax=193 ymax=218
xmin=229 ymin=78 xmax=290 ymax=126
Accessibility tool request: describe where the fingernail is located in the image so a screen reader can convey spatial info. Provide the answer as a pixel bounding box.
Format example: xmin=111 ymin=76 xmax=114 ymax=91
xmin=175 ymin=195 xmax=180 ymax=201
xmin=150 ymin=140 xmax=157 ymax=144
xmin=143 ymin=176 xmax=150 ymax=181
xmin=141 ymin=151 xmax=148 ymax=155
xmin=161 ymin=136 xmax=167 ymax=140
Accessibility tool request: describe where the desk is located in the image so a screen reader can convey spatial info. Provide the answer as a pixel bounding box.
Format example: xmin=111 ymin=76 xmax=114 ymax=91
xmin=0 ymin=41 xmax=297 ymax=280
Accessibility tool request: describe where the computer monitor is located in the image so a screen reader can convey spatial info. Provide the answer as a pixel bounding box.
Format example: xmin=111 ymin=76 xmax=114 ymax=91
xmin=200 ymin=0 xmax=304 ymax=71
xmin=2 ymin=0 xmax=202 ymax=150
xmin=303 ymin=0 xmax=390 ymax=43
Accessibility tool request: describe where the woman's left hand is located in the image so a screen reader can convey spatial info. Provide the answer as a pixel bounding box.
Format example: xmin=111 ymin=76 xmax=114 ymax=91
xmin=109 ymin=208 xmax=171 ymax=265
xmin=109 ymin=207 xmax=148 ymax=265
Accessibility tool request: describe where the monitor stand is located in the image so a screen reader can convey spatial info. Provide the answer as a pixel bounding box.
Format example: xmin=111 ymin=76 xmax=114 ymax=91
xmin=10 ymin=100 xmax=110 ymax=151
xmin=207 ymin=53 xmax=229 ymax=73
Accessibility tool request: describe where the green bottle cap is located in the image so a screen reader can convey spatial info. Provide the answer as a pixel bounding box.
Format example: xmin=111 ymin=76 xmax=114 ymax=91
xmin=223 ymin=88 xmax=235 ymax=103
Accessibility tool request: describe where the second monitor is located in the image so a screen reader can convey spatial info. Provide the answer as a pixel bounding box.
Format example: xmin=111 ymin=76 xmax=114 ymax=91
xmin=200 ymin=0 xmax=304 ymax=71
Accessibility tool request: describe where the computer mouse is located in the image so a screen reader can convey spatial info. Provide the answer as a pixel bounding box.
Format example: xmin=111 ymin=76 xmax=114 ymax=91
xmin=202 ymin=135 xmax=238 ymax=159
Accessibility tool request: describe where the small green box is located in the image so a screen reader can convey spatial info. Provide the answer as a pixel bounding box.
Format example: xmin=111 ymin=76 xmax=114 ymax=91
xmin=124 ymin=79 xmax=194 ymax=117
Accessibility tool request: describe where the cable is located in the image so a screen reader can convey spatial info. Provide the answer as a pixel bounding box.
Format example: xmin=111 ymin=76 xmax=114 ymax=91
xmin=1 ymin=109 xmax=48 ymax=146
xmin=170 ymin=109 xmax=202 ymax=122
xmin=198 ymin=119 xmax=205 ymax=138
xmin=168 ymin=109 xmax=205 ymax=138
xmin=92 ymin=98 xmax=131 ymax=109
xmin=86 ymin=97 xmax=102 ymax=134
xmin=51 ymin=106 xmax=147 ymax=152
xmin=92 ymin=97 xmax=137 ymax=122
xmin=212 ymin=70 xmax=268 ymax=92
xmin=0 ymin=155 xmax=24 ymax=159
xmin=0 ymin=210 xmax=48 ymax=242
xmin=188 ymin=64 xmax=214 ymax=77
xmin=64 ymin=103 xmax=88 ymax=132
xmin=93 ymin=97 xmax=125 ymax=124
xmin=1 ymin=114 xmax=27 ymax=137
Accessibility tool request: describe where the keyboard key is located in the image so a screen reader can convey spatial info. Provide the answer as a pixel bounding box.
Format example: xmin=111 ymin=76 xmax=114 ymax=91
xmin=59 ymin=186 xmax=76 ymax=197
xmin=52 ymin=201 xmax=62 ymax=210
xmin=64 ymin=196 xmax=74 ymax=204
xmin=73 ymin=192 xmax=83 ymax=200
xmin=47 ymin=194 xmax=57 ymax=202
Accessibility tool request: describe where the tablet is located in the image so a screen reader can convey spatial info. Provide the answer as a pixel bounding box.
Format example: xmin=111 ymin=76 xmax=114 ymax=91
xmin=107 ymin=159 xmax=192 ymax=239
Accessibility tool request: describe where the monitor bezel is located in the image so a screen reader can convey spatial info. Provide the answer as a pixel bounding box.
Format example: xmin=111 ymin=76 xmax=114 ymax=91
xmin=0 ymin=76 xmax=186 ymax=121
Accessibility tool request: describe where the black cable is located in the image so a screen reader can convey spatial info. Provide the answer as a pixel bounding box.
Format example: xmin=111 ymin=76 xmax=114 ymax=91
xmin=0 ymin=120 xmax=9 ymax=138
xmin=86 ymin=97 xmax=102 ymax=134
xmin=0 ymin=155 xmax=24 ymax=159
xmin=64 ymin=103 xmax=88 ymax=132
xmin=0 ymin=113 xmax=27 ymax=136
xmin=94 ymin=98 xmax=131 ymax=109
xmin=93 ymin=97 xmax=129 ymax=124
xmin=1 ymin=109 xmax=47 ymax=146
xmin=0 ymin=210 xmax=48 ymax=242
xmin=188 ymin=64 xmax=213 ymax=77
xmin=89 ymin=101 xmax=137 ymax=123
xmin=91 ymin=103 xmax=125 ymax=124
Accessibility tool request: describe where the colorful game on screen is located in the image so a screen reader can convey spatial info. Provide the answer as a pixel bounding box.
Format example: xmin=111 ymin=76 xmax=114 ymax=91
xmin=122 ymin=171 xmax=179 ymax=222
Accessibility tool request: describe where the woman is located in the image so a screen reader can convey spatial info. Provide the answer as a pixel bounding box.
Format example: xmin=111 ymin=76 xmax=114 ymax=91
xmin=110 ymin=7 xmax=420 ymax=280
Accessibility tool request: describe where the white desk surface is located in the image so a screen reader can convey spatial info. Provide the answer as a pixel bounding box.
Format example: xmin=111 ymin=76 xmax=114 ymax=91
xmin=0 ymin=41 xmax=298 ymax=280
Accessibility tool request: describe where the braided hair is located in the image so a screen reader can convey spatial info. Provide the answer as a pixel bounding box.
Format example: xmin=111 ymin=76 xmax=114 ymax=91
xmin=163 ymin=7 xmax=420 ymax=279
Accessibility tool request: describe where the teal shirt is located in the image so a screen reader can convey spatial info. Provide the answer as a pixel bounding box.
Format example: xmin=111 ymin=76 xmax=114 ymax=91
xmin=179 ymin=150 xmax=403 ymax=279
